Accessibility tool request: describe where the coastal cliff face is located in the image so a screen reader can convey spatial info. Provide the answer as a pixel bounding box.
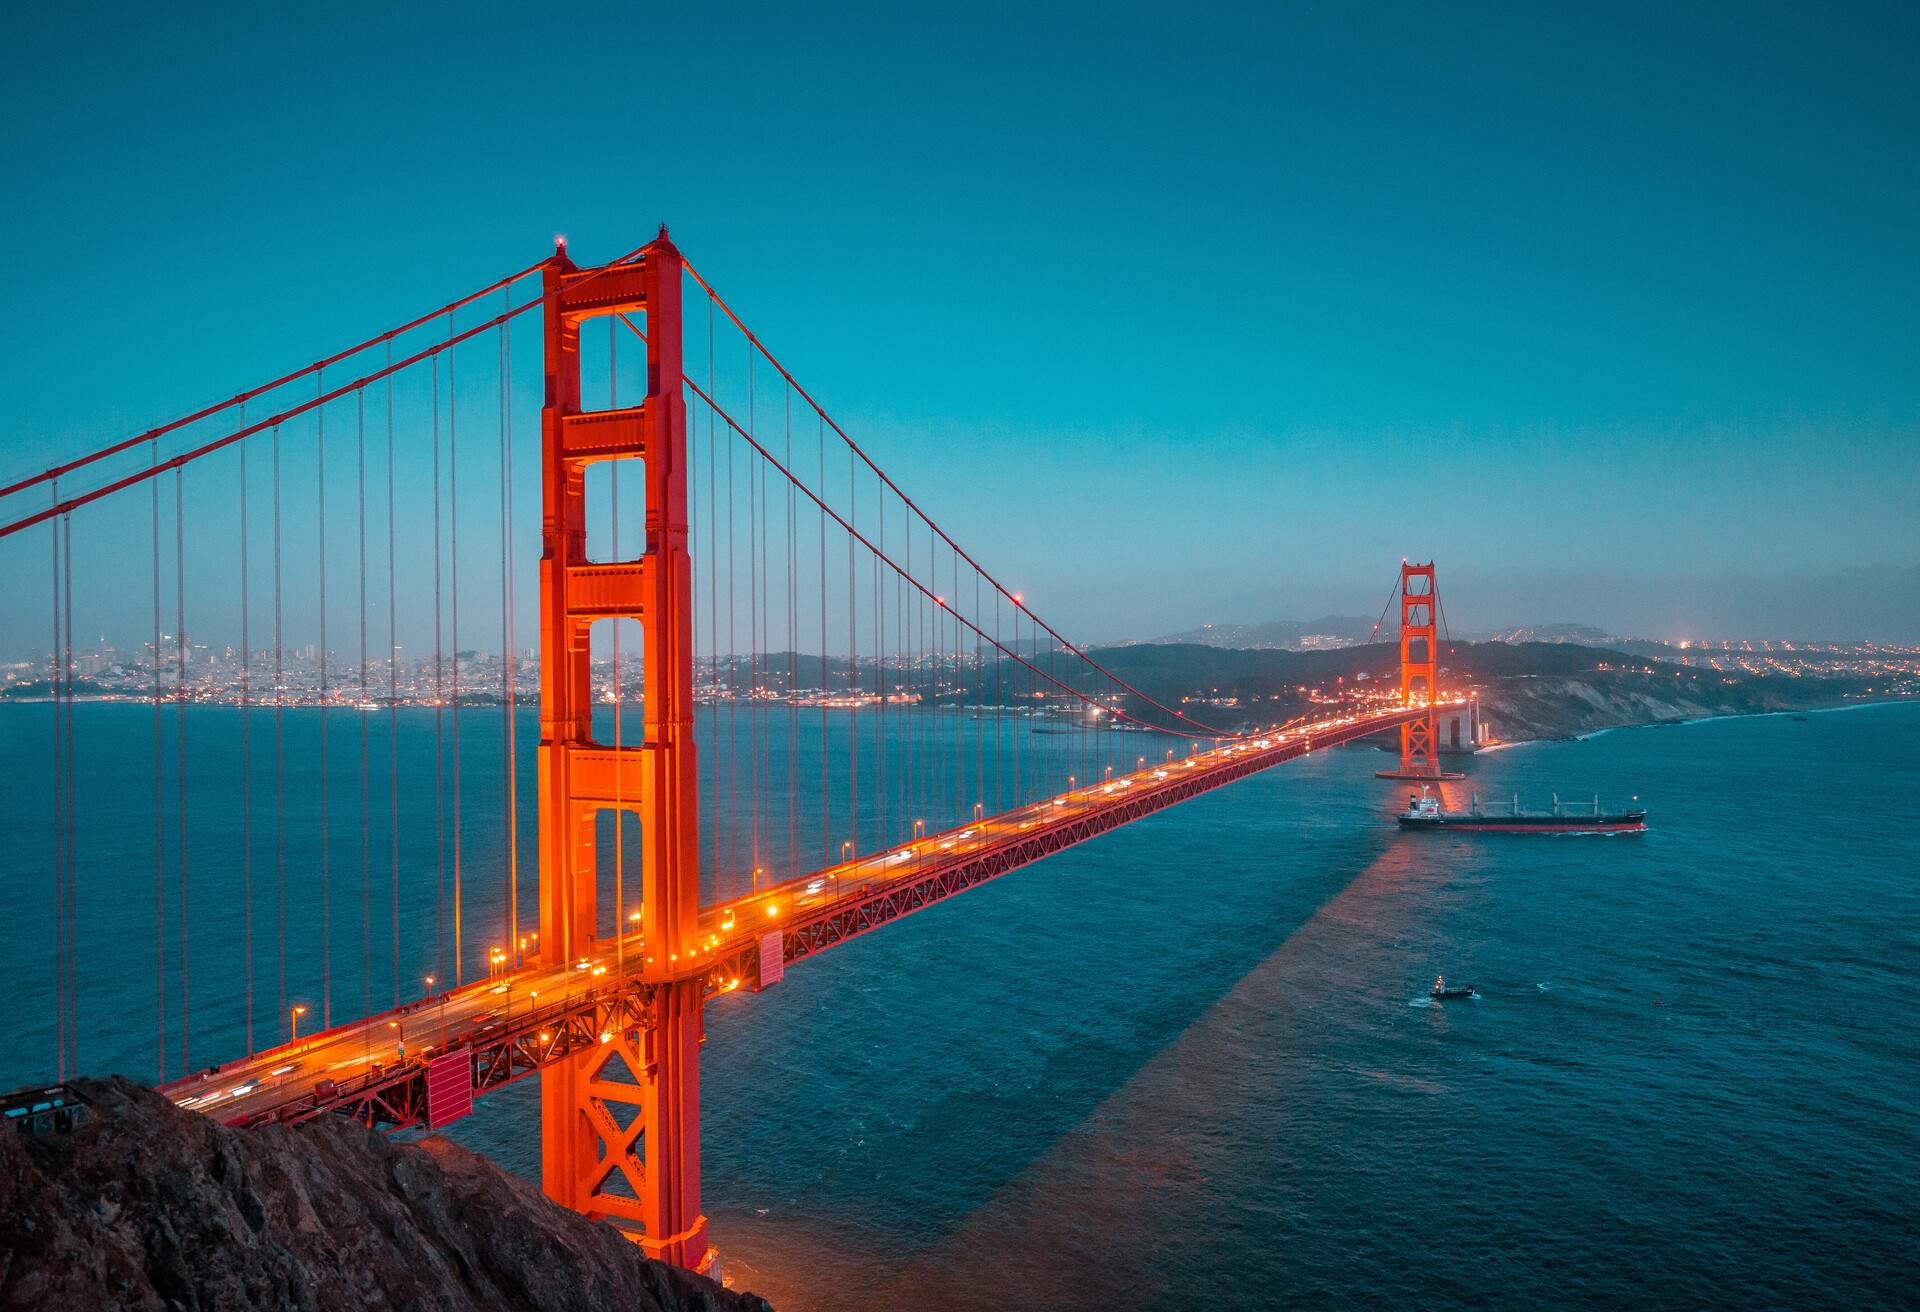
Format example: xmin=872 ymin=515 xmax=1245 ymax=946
xmin=0 ymin=1078 xmax=771 ymax=1312
xmin=1474 ymin=667 xmax=1850 ymax=741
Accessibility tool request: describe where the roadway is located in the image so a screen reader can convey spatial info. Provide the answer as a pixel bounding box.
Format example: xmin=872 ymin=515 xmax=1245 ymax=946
xmin=162 ymin=701 xmax=1455 ymax=1126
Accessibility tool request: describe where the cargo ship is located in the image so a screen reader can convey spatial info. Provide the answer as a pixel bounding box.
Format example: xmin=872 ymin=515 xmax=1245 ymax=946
xmin=1398 ymin=786 xmax=1646 ymax=833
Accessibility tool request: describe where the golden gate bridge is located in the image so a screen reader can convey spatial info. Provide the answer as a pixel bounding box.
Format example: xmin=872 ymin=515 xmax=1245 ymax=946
xmin=1 ymin=229 xmax=1460 ymax=1273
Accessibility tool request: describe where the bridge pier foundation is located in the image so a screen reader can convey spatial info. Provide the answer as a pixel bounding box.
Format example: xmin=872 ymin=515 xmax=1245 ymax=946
xmin=538 ymin=980 xmax=711 ymax=1272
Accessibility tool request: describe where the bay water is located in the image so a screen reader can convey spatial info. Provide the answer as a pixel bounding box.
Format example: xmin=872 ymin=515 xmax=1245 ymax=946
xmin=3 ymin=701 xmax=1916 ymax=1308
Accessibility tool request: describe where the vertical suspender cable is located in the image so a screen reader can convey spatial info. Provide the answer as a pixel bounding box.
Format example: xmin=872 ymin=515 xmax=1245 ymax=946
xmin=49 ymin=486 xmax=65 ymax=1080
xmin=785 ymin=386 xmax=796 ymax=881
xmin=499 ymin=314 xmax=519 ymax=959
xmin=725 ymin=374 xmax=737 ymax=896
xmin=358 ymin=387 xmax=370 ymax=1021
xmin=316 ymin=375 xmax=331 ymax=1029
xmin=759 ymin=382 xmax=770 ymax=882
xmin=273 ymin=425 xmax=286 ymax=1038
xmin=933 ymin=530 xmax=943 ymax=826
xmin=707 ymin=340 xmax=721 ymax=899
xmin=240 ymin=415 xmax=254 ymax=1052
xmin=896 ymin=515 xmax=904 ymax=838
xmin=431 ymin=354 xmax=446 ymax=986
xmin=387 ymin=345 xmax=401 ymax=1007
xmin=707 ymin=297 xmax=720 ymax=897
xmin=760 ymin=367 xmax=771 ymax=884
xmin=879 ymin=487 xmax=887 ymax=845
xmin=450 ymin=319 xmax=463 ymax=984
xmin=747 ymin=354 xmax=759 ymax=887
xmin=817 ymin=413 xmax=827 ymax=865
xmin=905 ymin=512 xmax=914 ymax=837
xmin=175 ymin=465 xmax=190 ymax=1072
xmin=150 ymin=438 xmax=167 ymax=1078
xmin=975 ymin=568 xmax=983 ymax=819
xmin=846 ymin=452 xmax=857 ymax=855
xmin=62 ymin=512 xmax=77 ymax=1072
xmin=960 ymin=557 xmax=968 ymax=816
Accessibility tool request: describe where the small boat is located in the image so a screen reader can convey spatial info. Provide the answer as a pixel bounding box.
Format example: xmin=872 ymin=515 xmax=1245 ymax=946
xmin=1429 ymin=975 xmax=1475 ymax=1000
xmin=1398 ymin=786 xmax=1646 ymax=833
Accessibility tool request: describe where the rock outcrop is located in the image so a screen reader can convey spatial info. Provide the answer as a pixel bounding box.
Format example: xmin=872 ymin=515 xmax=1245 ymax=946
xmin=0 ymin=1078 xmax=771 ymax=1312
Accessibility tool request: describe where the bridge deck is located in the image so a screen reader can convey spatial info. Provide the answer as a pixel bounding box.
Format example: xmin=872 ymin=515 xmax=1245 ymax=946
xmin=162 ymin=702 xmax=1452 ymax=1130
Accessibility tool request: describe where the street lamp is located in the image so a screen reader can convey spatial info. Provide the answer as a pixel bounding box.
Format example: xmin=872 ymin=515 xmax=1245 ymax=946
xmin=841 ymin=839 xmax=853 ymax=861
xmin=912 ymin=818 xmax=925 ymax=839
xmin=973 ymin=802 xmax=983 ymax=821
xmin=290 ymin=1005 xmax=308 ymax=1042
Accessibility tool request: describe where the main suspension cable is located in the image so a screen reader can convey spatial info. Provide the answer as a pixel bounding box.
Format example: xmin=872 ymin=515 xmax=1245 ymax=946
xmin=674 ymin=360 xmax=1215 ymax=740
xmin=0 ymin=260 xmax=549 ymax=503
xmin=678 ymin=260 xmax=1230 ymax=738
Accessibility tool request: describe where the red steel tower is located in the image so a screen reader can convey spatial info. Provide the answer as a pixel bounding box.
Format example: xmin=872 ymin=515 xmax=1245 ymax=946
xmin=1376 ymin=561 xmax=1460 ymax=780
xmin=536 ymin=230 xmax=711 ymax=1271
xmin=1399 ymin=561 xmax=1438 ymax=775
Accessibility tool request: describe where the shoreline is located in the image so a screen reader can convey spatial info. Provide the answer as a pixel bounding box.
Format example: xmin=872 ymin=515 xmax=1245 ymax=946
xmin=1503 ymin=695 xmax=1920 ymax=748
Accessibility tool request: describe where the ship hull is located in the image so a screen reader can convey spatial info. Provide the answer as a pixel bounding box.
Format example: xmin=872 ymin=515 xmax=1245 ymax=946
xmin=1399 ymin=813 xmax=1645 ymax=834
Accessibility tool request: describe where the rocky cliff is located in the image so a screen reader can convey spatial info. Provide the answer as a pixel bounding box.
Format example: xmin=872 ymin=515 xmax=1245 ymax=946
xmin=1474 ymin=667 xmax=1856 ymax=741
xmin=0 ymin=1078 xmax=771 ymax=1312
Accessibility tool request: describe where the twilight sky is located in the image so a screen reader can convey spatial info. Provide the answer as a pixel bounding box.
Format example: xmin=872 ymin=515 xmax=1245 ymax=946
xmin=2 ymin=2 xmax=1916 ymax=645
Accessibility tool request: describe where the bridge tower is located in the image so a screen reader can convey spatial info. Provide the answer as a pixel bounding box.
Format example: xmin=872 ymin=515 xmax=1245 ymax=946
xmin=536 ymin=230 xmax=711 ymax=1271
xmin=1376 ymin=561 xmax=1460 ymax=781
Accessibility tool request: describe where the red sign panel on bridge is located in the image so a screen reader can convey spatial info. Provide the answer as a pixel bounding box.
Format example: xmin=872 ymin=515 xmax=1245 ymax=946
xmin=425 ymin=1048 xmax=473 ymax=1130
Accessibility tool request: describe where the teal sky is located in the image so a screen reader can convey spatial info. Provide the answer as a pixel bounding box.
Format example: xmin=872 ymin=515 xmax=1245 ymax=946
xmin=2 ymin=2 xmax=1916 ymax=642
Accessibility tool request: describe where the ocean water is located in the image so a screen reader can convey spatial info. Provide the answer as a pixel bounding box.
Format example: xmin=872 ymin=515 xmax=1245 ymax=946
xmin=5 ymin=702 xmax=1918 ymax=1308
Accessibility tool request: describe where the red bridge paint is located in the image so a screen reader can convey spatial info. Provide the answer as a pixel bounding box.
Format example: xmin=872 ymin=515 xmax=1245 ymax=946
xmin=66 ymin=233 xmax=1478 ymax=1279
xmin=424 ymin=1049 xmax=473 ymax=1130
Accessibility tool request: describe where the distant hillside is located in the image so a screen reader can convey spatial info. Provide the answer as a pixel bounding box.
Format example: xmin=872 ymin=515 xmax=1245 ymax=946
xmin=1005 ymin=639 xmax=1891 ymax=740
xmin=1476 ymin=622 xmax=1617 ymax=645
xmin=1115 ymin=615 xmax=1378 ymax=651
